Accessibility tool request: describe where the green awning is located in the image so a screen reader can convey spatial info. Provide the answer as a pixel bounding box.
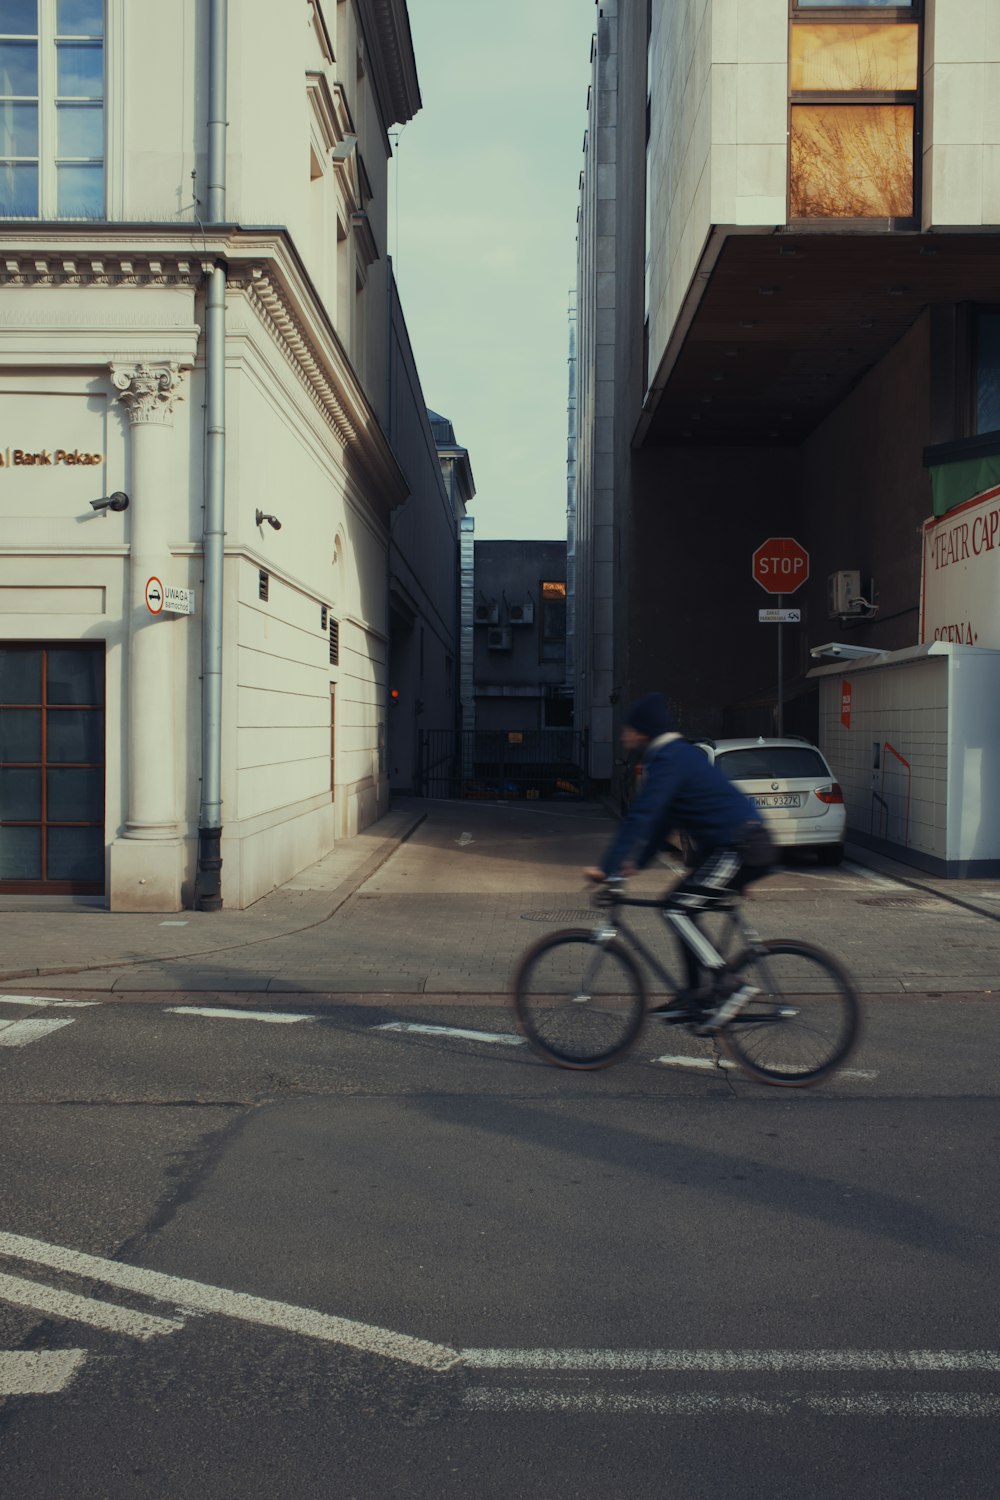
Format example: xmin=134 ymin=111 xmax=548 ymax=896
xmin=929 ymin=453 xmax=1000 ymax=517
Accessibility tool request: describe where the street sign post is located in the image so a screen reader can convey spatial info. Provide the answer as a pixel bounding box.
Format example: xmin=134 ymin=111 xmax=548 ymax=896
xmin=753 ymin=539 xmax=809 ymax=737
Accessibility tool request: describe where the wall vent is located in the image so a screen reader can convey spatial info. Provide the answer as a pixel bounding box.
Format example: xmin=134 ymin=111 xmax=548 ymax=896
xmin=329 ymin=618 xmax=340 ymax=665
xmin=258 ymin=570 xmax=269 ymax=602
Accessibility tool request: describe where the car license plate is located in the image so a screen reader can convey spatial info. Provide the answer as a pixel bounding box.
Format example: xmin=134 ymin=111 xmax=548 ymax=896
xmin=753 ymin=793 xmax=801 ymax=808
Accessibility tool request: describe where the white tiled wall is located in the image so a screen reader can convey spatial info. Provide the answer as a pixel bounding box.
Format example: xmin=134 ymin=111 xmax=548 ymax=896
xmin=923 ymin=0 xmax=1000 ymax=226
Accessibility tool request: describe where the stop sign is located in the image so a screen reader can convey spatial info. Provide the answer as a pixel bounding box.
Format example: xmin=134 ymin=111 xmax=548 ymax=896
xmin=752 ymin=536 xmax=810 ymax=595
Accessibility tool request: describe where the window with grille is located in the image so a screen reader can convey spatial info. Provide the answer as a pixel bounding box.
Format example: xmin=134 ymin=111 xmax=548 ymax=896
xmin=0 ymin=643 xmax=105 ymax=891
xmin=0 ymin=0 xmax=106 ymax=219
xmin=329 ymin=617 xmax=339 ymax=665
xmin=789 ymin=2 xmax=920 ymax=225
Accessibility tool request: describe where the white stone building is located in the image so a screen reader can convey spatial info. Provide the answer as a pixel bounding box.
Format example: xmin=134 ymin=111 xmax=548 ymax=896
xmin=0 ymin=0 xmax=424 ymax=909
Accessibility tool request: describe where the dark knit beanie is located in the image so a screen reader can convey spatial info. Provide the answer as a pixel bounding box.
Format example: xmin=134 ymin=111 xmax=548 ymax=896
xmin=624 ymin=692 xmax=676 ymax=739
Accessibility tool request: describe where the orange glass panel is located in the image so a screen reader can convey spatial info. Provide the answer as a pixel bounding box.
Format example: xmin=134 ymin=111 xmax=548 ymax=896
xmin=790 ymin=104 xmax=914 ymax=218
xmin=791 ymin=24 xmax=919 ymax=92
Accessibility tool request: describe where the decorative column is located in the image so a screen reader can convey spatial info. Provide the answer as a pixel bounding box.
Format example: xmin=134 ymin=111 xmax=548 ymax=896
xmin=108 ymin=361 xmax=187 ymax=912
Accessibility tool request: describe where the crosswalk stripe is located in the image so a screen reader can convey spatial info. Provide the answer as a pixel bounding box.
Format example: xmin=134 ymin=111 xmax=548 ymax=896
xmin=0 ymin=1272 xmax=185 ymax=1340
xmin=166 ymin=1007 xmax=315 ymax=1024
xmin=0 ymin=1018 xmax=75 ymax=1048
xmin=0 ymin=1350 xmax=87 ymax=1396
xmin=0 ymin=995 xmax=98 ymax=1008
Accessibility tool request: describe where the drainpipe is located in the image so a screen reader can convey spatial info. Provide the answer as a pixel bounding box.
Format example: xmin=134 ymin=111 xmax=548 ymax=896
xmin=194 ymin=0 xmax=228 ymax=910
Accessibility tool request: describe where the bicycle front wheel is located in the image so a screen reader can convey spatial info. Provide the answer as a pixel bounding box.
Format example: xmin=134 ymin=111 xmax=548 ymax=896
xmin=512 ymin=928 xmax=647 ymax=1069
xmin=719 ymin=939 xmax=860 ymax=1086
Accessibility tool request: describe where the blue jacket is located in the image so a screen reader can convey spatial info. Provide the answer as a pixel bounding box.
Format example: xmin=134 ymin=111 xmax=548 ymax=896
xmin=602 ymin=734 xmax=763 ymax=875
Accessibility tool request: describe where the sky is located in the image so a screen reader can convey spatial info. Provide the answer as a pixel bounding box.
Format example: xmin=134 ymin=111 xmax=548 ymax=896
xmin=389 ymin=1 xmax=595 ymax=542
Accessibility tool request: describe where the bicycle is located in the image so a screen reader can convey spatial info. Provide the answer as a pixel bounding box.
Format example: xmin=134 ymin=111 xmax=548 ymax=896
xmin=511 ymin=877 xmax=861 ymax=1087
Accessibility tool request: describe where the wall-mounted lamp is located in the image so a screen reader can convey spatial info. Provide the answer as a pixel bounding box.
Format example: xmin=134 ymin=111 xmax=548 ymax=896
xmin=255 ymin=509 xmax=281 ymax=530
xmin=331 ymin=133 xmax=358 ymax=162
xmin=90 ymin=491 xmax=129 ymax=513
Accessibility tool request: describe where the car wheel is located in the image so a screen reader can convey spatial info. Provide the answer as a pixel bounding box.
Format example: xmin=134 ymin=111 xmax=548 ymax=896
xmin=815 ymin=845 xmax=844 ymax=867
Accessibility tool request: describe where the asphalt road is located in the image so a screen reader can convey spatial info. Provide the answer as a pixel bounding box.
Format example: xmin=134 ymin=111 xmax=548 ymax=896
xmin=3 ymin=975 xmax=1000 ymax=1498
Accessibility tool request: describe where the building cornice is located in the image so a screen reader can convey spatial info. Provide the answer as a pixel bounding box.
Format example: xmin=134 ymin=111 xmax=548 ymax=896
xmin=0 ymin=226 xmax=409 ymax=521
xmin=357 ymin=0 xmax=421 ymax=129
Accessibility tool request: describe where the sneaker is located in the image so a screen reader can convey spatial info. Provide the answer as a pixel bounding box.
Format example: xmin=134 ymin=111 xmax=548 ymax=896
xmin=648 ymin=986 xmax=713 ymax=1019
xmin=695 ymin=982 xmax=760 ymax=1035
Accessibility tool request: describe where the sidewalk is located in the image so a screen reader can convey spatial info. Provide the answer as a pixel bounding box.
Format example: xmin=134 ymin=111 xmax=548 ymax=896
xmin=0 ymin=797 xmax=997 ymax=997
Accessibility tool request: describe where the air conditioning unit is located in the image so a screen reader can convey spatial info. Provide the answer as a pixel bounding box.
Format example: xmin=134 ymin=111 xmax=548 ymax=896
xmin=474 ymin=602 xmax=499 ymax=625
xmin=487 ymin=626 xmax=512 ymax=650
xmin=508 ymin=601 xmax=534 ymax=625
xmin=828 ymin=569 xmax=862 ymax=618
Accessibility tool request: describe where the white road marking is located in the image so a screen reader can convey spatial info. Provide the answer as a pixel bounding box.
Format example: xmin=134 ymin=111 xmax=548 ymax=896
xmin=166 ymin=1007 xmax=314 ymax=1024
xmin=841 ymin=861 xmax=905 ymax=889
xmin=651 ymin=1054 xmax=877 ymax=1081
xmin=0 ymin=1272 xmax=184 ymax=1340
xmin=463 ymin=1388 xmax=1000 ymax=1417
xmin=457 ymin=832 xmax=475 ymax=846
xmin=461 ymin=1348 xmax=1000 ymax=1372
xmin=375 ymin=1021 xmax=525 ymax=1047
xmin=0 ymin=995 xmax=98 ymax=1008
xmin=159 ymin=920 xmax=188 ymax=926
xmin=0 ymin=1350 xmax=87 ymax=1396
xmin=0 ymin=1232 xmax=459 ymax=1372
xmin=0 ymin=1018 xmax=76 ymax=1048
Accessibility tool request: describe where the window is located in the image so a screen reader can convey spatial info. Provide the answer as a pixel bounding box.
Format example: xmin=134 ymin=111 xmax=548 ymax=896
xmin=0 ymin=643 xmax=105 ymax=892
xmin=789 ymin=4 xmax=919 ymax=224
xmin=540 ymin=580 xmax=567 ymax=665
xmin=0 ymin=0 xmax=105 ymax=218
xmin=975 ymin=311 xmax=1000 ymax=437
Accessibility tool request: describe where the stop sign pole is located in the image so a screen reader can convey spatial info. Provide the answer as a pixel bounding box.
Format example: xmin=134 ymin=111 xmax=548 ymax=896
xmin=752 ymin=538 xmax=809 ymax=736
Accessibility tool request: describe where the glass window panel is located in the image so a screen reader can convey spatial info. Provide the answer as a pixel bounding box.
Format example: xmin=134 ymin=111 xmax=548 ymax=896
xmin=0 ymin=825 xmax=41 ymax=879
xmin=0 ymin=648 xmax=42 ymax=703
xmin=57 ymin=100 xmax=101 ymax=156
xmin=57 ymin=0 xmax=103 ymax=36
xmin=0 ymin=708 xmax=41 ymax=762
xmin=0 ymin=159 xmax=37 ymax=212
xmin=0 ymin=2 xmax=38 ymax=36
xmin=46 ymin=708 xmax=103 ymax=763
xmin=0 ymin=40 xmax=37 ymax=92
xmin=56 ymin=41 xmax=101 ymax=96
xmin=977 ymin=313 xmax=1000 ymax=436
xmin=0 ymin=767 xmax=42 ymax=820
xmin=790 ymin=103 xmax=913 ymax=217
xmin=46 ymin=825 xmax=103 ymax=881
xmin=56 ymin=159 xmax=101 ymax=214
xmin=791 ymin=24 xmax=919 ymax=92
xmin=46 ymin=766 xmax=102 ymax=821
xmin=1 ymin=100 xmax=37 ymax=152
xmin=46 ymin=649 xmax=104 ymax=705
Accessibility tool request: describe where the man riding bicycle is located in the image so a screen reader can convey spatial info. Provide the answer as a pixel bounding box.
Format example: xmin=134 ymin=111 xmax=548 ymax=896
xmin=584 ymin=692 xmax=775 ymax=1030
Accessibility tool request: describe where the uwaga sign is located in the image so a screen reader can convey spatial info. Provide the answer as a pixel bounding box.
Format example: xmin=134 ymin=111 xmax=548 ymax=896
xmin=1 ymin=447 xmax=103 ymax=467
xmin=920 ymin=484 xmax=1000 ymax=648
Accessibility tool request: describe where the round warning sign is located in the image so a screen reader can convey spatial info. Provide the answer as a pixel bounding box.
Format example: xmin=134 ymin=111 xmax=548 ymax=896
xmin=145 ymin=576 xmax=164 ymax=614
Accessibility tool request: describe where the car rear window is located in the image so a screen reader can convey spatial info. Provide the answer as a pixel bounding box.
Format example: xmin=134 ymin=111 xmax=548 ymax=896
xmin=715 ymin=747 xmax=829 ymax=780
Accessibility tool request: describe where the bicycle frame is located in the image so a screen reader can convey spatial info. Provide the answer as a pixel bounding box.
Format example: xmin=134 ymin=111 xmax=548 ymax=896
xmin=585 ymin=891 xmax=762 ymax=1009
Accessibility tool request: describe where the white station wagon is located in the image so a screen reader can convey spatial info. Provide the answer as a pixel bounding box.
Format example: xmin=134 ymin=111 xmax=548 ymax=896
xmin=694 ymin=736 xmax=847 ymax=866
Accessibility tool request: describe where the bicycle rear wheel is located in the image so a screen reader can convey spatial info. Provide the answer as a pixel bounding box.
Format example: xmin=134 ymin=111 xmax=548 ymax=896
xmin=512 ymin=928 xmax=647 ymax=1069
xmin=718 ymin=939 xmax=860 ymax=1086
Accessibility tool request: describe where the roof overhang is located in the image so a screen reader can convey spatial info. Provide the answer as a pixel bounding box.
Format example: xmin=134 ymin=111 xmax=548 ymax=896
xmin=636 ymin=227 xmax=1000 ymax=451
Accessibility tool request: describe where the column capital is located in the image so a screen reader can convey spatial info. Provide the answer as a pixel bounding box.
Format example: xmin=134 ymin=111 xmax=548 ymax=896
xmin=110 ymin=361 xmax=186 ymax=425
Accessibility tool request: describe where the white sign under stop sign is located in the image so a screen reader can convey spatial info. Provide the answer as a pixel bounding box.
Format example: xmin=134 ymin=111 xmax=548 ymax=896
xmin=752 ymin=537 xmax=810 ymax=595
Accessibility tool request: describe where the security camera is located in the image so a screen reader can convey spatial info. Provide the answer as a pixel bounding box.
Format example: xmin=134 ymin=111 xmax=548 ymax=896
xmin=90 ymin=491 xmax=129 ymax=513
xmin=255 ymin=510 xmax=281 ymax=530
